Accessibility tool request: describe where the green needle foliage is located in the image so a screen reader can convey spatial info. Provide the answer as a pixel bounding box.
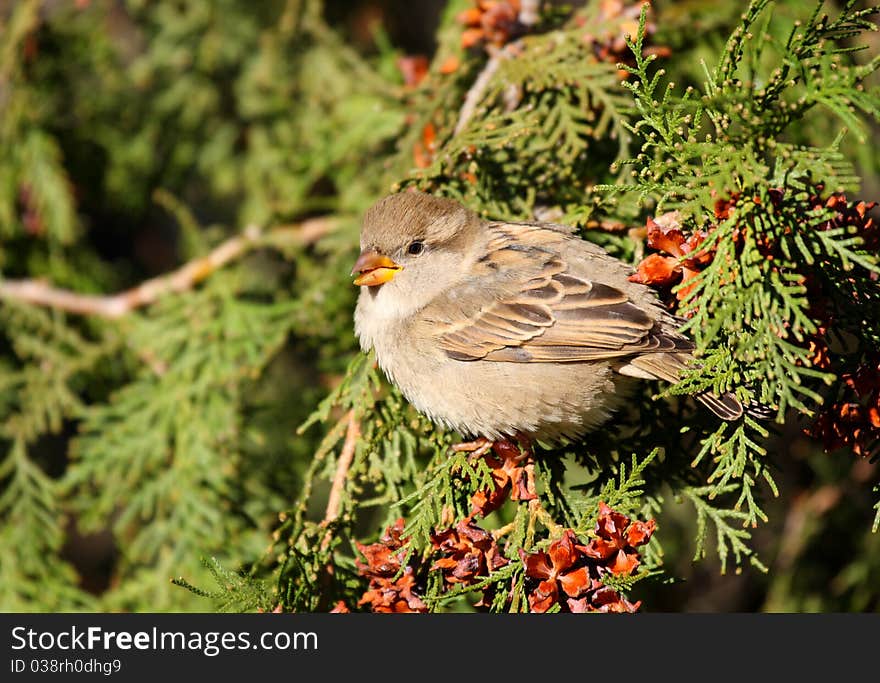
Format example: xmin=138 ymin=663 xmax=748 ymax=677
xmin=0 ymin=0 xmax=878 ymax=612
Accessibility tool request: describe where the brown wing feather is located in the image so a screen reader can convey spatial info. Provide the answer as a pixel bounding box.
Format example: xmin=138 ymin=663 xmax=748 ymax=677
xmin=436 ymin=223 xmax=690 ymax=363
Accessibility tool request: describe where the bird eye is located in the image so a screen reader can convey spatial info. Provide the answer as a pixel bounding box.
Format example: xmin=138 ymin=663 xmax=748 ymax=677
xmin=407 ymin=241 xmax=424 ymax=255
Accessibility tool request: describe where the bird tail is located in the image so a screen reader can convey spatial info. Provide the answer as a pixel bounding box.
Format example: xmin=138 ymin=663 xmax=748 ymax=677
xmin=693 ymin=391 xmax=744 ymax=421
xmin=616 ymin=352 xmax=745 ymax=421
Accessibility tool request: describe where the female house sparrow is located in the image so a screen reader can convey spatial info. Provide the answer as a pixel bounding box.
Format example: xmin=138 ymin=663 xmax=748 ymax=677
xmin=352 ymin=192 xmax=741 ymax=443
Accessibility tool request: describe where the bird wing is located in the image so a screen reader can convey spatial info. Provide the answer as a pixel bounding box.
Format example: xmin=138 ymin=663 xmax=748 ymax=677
xmin=435 ymin=222 xmax=693 ymax=363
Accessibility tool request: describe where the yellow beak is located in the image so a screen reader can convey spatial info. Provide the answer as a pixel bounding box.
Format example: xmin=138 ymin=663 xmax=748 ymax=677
xmin=351 ymin=251 xmax=402 ymax=287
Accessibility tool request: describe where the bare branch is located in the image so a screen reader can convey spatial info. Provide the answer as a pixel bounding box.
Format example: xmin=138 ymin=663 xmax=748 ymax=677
xmin=0 ymin=217 xmax=335 ymax=319
xmin=454 ymin=41 xmax=523 ymax=136
xmin=321 ymin=410 xmax=360 ymax=550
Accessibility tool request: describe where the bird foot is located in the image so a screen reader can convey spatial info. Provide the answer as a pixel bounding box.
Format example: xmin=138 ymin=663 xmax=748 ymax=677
xmin=453 ymin=435 xmax=537 ymax=504
xmin=451 ymin=437 xmax=494 ymax=458
xmin=452 ymin=434 xmax=533 ymax=462
xmin=491 ymin=434 xmax=533 ymax=463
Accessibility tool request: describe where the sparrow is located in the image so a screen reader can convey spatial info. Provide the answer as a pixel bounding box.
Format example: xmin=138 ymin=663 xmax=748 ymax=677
xmin=352 ymin=191 xmax=742 ymax=443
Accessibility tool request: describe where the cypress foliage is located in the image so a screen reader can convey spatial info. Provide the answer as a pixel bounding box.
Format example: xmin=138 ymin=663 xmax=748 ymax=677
xmin=0 ymin=0 xmax=878 ymax=612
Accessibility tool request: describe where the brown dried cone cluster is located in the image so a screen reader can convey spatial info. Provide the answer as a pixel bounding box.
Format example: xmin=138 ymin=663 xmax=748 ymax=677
xmin=818 ymin=192 xmax=878 ymax=251
xmin=807 ymin=356 xmax=880 ymax=459
xmin=628 ymin=210 xmax=714 ymax=303
xmin=431 ymin=518 xmax=509 ymax=605
xmin=344 ymin=503 xmax=653 ymax=613
xmin=397 ymin=55 xmax=430 ymax=89
xmin=457 ymin=1 xmax=528 ymax=49
xmin=628 ymin=192 xmax=759 ymax=307
xmin=339 ymin=439 xmax=651 ymax=612
xmin=632 ymin=188 xmax=877 ymax=304
xmin=801 ymin=193 xmax=880 ymax=458
xmin=787 ymin=190 xmax=877 ymax=458
xmin=345 ymin=514 xmax=510 ymax=612
xmin=575 ymin=0 xmax=667 ymax=78
xmin=469 ymin=439 xmax=537 ymax=516
xmin=631 ymin=186 xmax=879 ymax=458
xmin=520 ymin=503 xmax=656 ymax=613
xmin=344 ymin=442 xmax=529 ymax=613
xmin=455 ymin=0 xmax=666 ymax=70
xmin=353 ymin=519 xmax=428 ymax=613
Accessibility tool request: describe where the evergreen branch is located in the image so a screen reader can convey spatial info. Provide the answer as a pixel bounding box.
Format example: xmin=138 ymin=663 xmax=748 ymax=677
xmin=0 ymin=303 xmax=107 ymax=609
xmin=172 ymin=557 xmax=276 ymax=612
xmin=62 ymin=278 xmax=297 ymax=609
xmin=427 ymin=562 xmax=519 ymax=608
xmin=297 ymin=352 xmax=380 ymax=437
xmin=528 ymin=498 xmax=564 ymax=537
xmin=570 ymin=450 xmax=659 ymax=524
xmin=684 ymin=485 xmax=767 ymax=573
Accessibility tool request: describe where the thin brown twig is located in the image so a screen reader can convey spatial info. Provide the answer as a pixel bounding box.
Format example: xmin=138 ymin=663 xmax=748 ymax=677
xmin=0 ymin=217 xmax=335 ymax=319
xmin=321 ymin=410 xmax=360 ymax=551
xmin=453 ymin=41 xmax=522 ymax=136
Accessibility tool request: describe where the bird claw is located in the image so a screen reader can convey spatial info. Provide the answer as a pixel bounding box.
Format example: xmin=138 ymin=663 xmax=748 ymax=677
xmin=456 ymin=434 xmax=539 ymax=515
xmin=452 ymin=434 xmax=535 ymax=462
xmin=451 ymin=437 xmax=494 ymax=459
